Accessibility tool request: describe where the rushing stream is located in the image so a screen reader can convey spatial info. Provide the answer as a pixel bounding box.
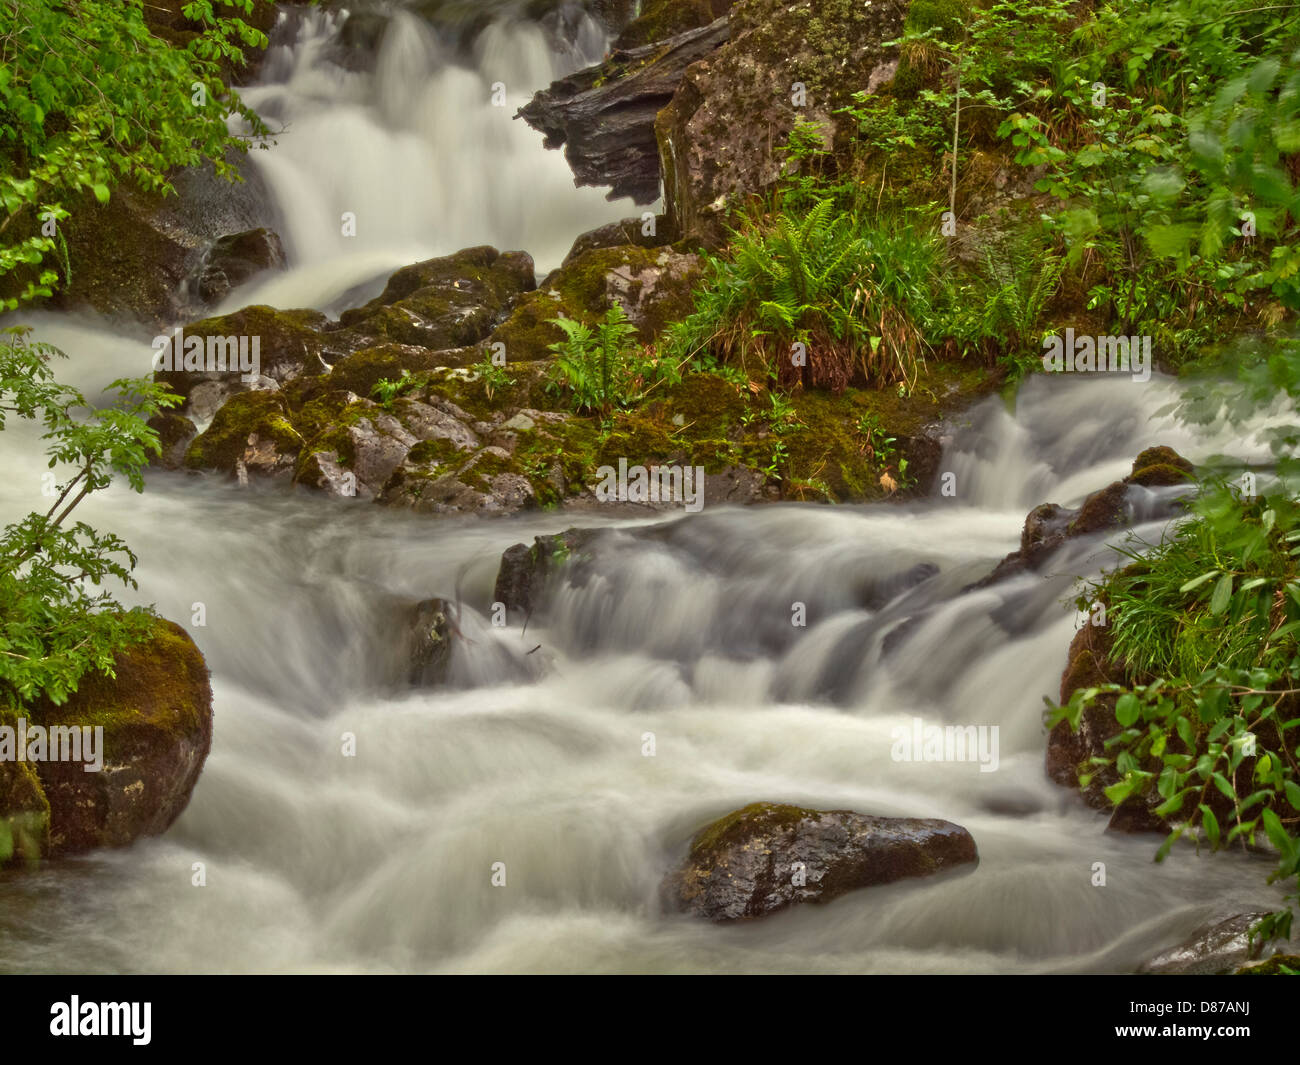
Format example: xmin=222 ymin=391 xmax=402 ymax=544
xmin=0 ymin=3 xmax=1288 ymax=974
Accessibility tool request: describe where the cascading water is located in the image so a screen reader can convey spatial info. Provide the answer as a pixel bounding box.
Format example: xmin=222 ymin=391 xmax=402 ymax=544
xmin=0 ymin=6 xmax=1287 ymax=974
xmin=228 ymin=2 xmax=643 ymax=313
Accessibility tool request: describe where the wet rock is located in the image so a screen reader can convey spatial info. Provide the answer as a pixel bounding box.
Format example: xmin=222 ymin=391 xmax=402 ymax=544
xmin=493 ymin=528 xmax=602 ymax=618
xmin=184 ymin=390 xmax=305 ymax=478
xmin=1138 ymin=913 xmax=1277 ymax=974
xmin=407 ymin=597 xmax=460 ymax=686
xmin=155 ymin=305 xmax=332 ymax=415
xmin=46 ymin=150 xmax=276 ymax=325
xmin=661 ymin=802 xmax=978 ymax=921
xmin=518 ymin=18 xmax=731 ymax=204
xmin=656 ymin=0 xmax=908 ymax=246
xmin=970 ymin=445 xmax=1195 ymax=590
xmin=332 ymin=246 xmax=536 ymax=351
xmin=192 ymin=228 xmax=286 ymax=304
xmin=147 ymin=412 xmax=198 ymax=471
xmin=19 ymin=617 xmax=213 ymax=858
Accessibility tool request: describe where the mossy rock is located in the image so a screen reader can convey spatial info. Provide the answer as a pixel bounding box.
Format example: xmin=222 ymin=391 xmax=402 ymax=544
xmin=661 ymin=801 xmax=978 ymax=921
xmin=306 ymin=344 xmax=471 ymax=403
xmin=0 ymin=761 xmax=50 ymax=865
xmin=489 ymin=244 xmax=687 ymax=360
xmin=1128 ymin=445 xmax=1195 ymax=487
xmin=184 ymin=389 xmax=305 ymax=474
xmin=156 ymin=304 xmax=331 ymax=401
xmin=147 ymin=411 xmax=198 ymax=471
xmin=335 ymin=246 xmax=536 ymax=350
xmin=1236 ymin=954 xmax=1300 ymax=975
xmin=613 ymin=0 xmax=733 ymax=48
xmin=1066 ymin=480 xmax=1128 ymax=536
xmin=24 ymin=616 xmax=213 ymax=857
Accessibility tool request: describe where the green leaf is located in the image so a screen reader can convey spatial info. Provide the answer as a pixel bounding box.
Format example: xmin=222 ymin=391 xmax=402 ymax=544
xmin=1209 ymin=573 xmax=1234 ymax=615
xmin=1179 ymin=570 xmax=1220 ymax=594
xmin=1115 ymin=692 xmax=1141 ymax=727
xmin=1104 ymin=779 xmax=1136 ymax=806
xmin=1200 ymin=804 xmax=1221 ymax=849
xmin=1261 ymin=807 xmax=1292 ymax=854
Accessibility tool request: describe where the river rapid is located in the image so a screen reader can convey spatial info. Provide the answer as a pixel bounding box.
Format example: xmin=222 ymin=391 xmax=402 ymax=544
xmin=0 ymin=1 xmax=1285 ymax=974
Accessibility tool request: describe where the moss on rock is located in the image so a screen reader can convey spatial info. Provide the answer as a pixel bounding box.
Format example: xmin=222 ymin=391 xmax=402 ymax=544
xmin=25 ymin=616 xmax=213 ymax=856
xmin=184 ymin=389 xmax=304 ymax=473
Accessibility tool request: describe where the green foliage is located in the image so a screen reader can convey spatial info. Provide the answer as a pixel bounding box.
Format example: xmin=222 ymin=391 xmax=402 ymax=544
xmin=0 ymin=0 xmax=272 ymax=308
xmin=990 ymin=2 xmax=1300 ymax=349
xmin=545 ymin=303 xmax=674 ymax=417
xmin=740 ymin=390 xmax=805 ymax=482
xmin=0 ymin=328 xmax=180 ymax=711
xmin=371 ymin=370 xmax=415 ymax=409
xmin=1049 ymin=336 xmax=1300 ymax=945
xmin=666 ymin=198 xmax=944 ymax=393
xmin=473 ymin=352 xmax=515 ymax=402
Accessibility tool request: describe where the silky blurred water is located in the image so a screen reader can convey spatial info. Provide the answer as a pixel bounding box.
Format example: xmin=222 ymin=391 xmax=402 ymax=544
xmin=0 ymin=3 xmax=1285 ymax=974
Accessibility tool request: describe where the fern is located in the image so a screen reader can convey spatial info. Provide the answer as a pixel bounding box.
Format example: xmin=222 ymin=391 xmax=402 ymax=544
xmin=546 ymin=303 xmax=662 ymax=416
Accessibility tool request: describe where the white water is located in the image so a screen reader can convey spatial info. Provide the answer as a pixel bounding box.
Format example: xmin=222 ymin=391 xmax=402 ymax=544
xmin=0 ymin=6 xmax=1288 ymax=974
xmin=229 ymin=3 xmax=644 ymax=312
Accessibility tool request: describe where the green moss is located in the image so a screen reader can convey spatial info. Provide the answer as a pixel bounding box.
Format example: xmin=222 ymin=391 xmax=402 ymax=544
xmin=184 ymin=390 xmax=304 ymax=472
xmin=460 ymin=448 xmax=513 ymax=493
xmin=31 ymin=616 xmax=209 ymax=741
xmin=614 ymin=0 xmax=730 ymax=49
xmin=0 ymin=761 xmax=50 ymax=865
xmin=1236 ymin=954 xmax=1300 ymax=975
xmin=689 ymin=802 xmax=819 ymax=858
xmin=488 ymin=244 xmax=675 ymax=361
xmin=312 ymin=345 xmax=451 ymax=400
xmin=407 ymin=437 xmax=467 ymax=469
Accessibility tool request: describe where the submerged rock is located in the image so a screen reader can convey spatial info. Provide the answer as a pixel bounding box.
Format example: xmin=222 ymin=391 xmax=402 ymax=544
xmin=1 ymin=617 xmax=214 ymax=861
xmin=970 ymin=445 xmax=1195 ymax=590
xmin=661 ymin=801 xmax=978 ymax=921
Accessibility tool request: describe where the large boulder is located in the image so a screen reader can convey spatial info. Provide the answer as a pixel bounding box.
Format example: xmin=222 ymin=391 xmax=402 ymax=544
xmin=155 ymin=304 xmax=333 ymax=421
xmin=518 ymin=17 xmax=731 ymax=204
xmin=661 ymin=802 xmax=978 ymax=921
xmin=1 ymin=617 xmax=213 ymax=860
xmin=656 ymin=0 xmax=908 ymax=246
xmin=49 ymin=157 xmax=280 ymax=325
xmin=332 ymin=246 xmax=536 ymax=351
